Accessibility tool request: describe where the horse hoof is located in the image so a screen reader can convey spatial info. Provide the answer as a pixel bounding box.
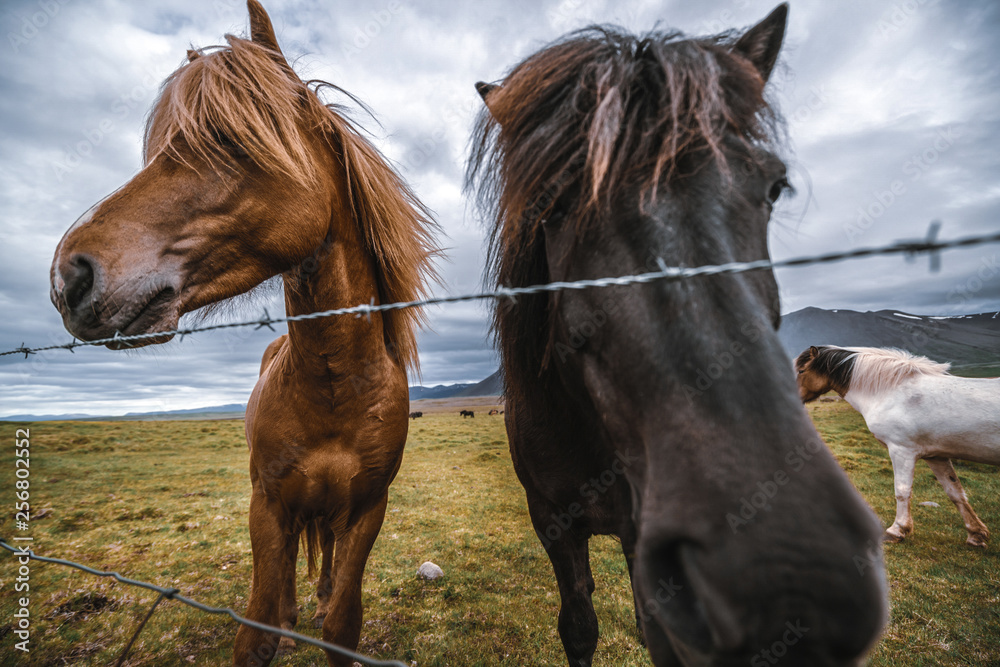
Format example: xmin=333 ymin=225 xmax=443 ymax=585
xmin=966 ymin=534 xmax=989 ymax=549
xmin=312 ymin=614 xmax=326 ymax=629
xmin=882 ymin=531 xmax=905 ymax=544
xmin=276 ymin=636 xmax=297 ymax=656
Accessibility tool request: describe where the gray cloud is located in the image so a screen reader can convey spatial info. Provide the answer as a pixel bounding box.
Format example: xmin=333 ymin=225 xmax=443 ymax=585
xmin=1 ymin=0 xmax=998 ymax=417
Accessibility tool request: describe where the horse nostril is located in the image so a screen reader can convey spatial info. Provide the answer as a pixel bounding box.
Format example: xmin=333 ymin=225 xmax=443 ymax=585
xmin=63 ymin=255 xmax=96 ymax=311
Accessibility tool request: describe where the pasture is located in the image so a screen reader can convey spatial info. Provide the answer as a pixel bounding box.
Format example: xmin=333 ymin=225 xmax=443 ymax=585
xmin=1 ymin=399 xmax=998 ymax=666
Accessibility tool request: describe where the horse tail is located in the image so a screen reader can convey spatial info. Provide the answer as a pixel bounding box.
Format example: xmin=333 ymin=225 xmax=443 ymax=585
xmin=301 ymin=517 xmax=323 ymax=578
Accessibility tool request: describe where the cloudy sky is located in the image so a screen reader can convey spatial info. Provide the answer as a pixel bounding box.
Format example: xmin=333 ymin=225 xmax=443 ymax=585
xmin=1 ymin=0 xmax=998 ymax=417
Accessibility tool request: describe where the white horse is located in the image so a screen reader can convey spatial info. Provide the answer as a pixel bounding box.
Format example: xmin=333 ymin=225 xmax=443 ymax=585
xmin=795 ymin=345 xmax=1000 ymax=548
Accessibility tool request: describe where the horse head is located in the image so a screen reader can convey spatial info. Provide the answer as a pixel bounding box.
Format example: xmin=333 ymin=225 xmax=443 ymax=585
xmin=469 ymin=5 xmax=887 ymax=664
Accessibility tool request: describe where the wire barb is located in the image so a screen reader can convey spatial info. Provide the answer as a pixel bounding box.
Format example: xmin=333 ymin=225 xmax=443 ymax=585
xmin=255 ymin=308 xmax=276 ymax=331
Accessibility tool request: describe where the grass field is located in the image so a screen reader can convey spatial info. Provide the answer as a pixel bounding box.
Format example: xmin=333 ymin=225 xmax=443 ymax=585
xmin=1 ymin=399 xmax=998 ymax=666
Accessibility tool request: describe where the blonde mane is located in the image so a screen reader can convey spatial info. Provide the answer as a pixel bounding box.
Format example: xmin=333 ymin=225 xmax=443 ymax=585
xmin=143 ymin=35 xmax=438 ymax=372
xmin=845 ymin=347 xmax=952 ymax=396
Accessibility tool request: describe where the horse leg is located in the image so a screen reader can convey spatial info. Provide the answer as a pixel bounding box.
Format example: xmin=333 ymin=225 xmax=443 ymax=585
xmin=313 ymin=523 xmax=336 ymax=628
xmin=528 ymin=498 xmax=598 ymax=666
xmin=321 ymin=495 xmax=388 ymax=667
xmin=884 ymin=445 xmax=916 ymax=543
xmin=925 ymin=457 xmax=990 ymax=548
xmin=620 ymin=532 xmax=644 ymax=644
xmin=234 ymin=492 xmax=295 ymax=666
xmin=276 ymin=537 xmax=299 ymax=656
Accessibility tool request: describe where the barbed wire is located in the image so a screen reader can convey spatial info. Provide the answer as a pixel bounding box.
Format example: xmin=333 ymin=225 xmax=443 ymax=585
xmin=3 ymin=227 xmax=999 ymax=359
xmin=0 ymin=537 xmax=409 ymax=667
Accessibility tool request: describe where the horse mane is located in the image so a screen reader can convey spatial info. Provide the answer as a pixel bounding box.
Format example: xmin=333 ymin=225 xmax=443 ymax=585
xmin=143 ymin=35 xmax=437 ymax=372
xmin=466 ymin=26 xmax=782 ymax=383
xmin=845 ymin=347 xmax=952 ymax=396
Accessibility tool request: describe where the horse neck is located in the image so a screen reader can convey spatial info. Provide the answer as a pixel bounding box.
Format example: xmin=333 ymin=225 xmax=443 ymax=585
xmin=841 ymin=378 xmax=891 ymax=418
xmin=281 ymin=176 xmax=389 ymax=386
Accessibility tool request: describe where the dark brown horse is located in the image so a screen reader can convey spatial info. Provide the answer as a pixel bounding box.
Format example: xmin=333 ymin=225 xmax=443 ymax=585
xmin=468 ymin=5 xmax=887 ymax=665
xmin=48 ymin=2 xmax=436 ymax=665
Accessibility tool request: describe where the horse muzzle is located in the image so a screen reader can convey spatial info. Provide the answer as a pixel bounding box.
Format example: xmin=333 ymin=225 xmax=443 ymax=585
xmin=633 ymin=497 xmax=887 ymax=667
xmin=51 ymin=252 xmax=181 ymax=347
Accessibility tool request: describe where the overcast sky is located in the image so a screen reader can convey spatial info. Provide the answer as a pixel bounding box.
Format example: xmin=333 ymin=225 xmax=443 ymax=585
xmin=1 ymin=0 xmax=998 ymax=417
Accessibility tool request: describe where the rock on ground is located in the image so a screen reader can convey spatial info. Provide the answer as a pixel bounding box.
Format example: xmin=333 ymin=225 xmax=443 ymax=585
xmin=417 ymin=561 xmax=444 ymax=580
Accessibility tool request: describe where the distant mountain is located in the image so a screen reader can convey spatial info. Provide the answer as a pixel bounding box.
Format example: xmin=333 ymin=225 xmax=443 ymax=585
xmin=778 ymin=308 xmax=1000 ymax=373
xmin=451 ymin=371 xmax=502 ymax=397
xmin=0 ymin=404 xmax=247 ymax=422
xmin=0 ymin=412 xmax=95 ymax=422
xmin=123 ymin=403 xmax=246 ymax=417
xmin=408 ymin=383 xmax=475 ymax=400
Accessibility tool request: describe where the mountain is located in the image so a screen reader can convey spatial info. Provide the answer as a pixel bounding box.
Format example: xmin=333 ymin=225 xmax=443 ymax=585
xmin=408 ymin=383 xmax=475 ymax=400
xmin=778 ymin=308 xmax=1000 ymax=374
xmin=123 ymin=403 xmax=246 ymax=416
xmin=451 ymin=371 xmax=503 ymax=397
xmin=0 ymin=412 xmax=95 ymax=422
xmin=0 ymin=404 xmax=247 ymax=422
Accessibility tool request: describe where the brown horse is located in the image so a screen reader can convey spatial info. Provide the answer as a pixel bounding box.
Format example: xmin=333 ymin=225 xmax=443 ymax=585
xmin=468 ymin=5 xmax=887 ymax=666
xmin=48 ymin=2 xmax=436 ymax=665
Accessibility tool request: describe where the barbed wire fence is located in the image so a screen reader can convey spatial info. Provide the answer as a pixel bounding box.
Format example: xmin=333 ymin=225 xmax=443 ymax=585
xmin=0 ymin=537 xmax=408 ymax=667
xmin=2 ymin=222 xmax=998 ymax=664
xmin=3 ymin=225 xmax=999 ymax=359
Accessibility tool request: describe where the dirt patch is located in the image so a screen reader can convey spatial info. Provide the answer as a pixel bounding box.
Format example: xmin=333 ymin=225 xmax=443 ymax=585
xmin=47 ymin=592 xmax=120 ymax=624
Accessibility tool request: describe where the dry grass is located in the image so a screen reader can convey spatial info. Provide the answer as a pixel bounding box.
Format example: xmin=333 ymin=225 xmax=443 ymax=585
xmin=0 ymin=401 xmax=997 ymax=665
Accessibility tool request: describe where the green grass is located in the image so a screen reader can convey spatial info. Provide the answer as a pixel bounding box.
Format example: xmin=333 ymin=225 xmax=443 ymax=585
xmin=1 ymin=404 xmax=998 ymax=666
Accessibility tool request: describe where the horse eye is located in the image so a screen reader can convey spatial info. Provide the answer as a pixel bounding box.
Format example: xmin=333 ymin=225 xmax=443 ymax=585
xmin=542 ymin=210 xmax=566 ymax=227
xmin=214 ymin=131 xmax=249 ymax=159
xmin=768 ymin=177 xmax=790 ymax=204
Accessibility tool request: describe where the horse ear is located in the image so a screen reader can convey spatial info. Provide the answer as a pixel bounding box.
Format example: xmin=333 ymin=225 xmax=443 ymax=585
xmin=247 ymin=0 xmax=284 ymax=56
xmin=475 ymin=81 xmax=502 ymax=117
xmin=733 ymin=3 xmax=788 ymax=83
xmin=186 ymin=49 xmax=200 ymax=62
xmin=247 ymin=0 xmax=299 ymax=78
xmin=808 ymin=346 xmax=819 ymax=359
xmin=476 ymin=81 xmax=499 ymax=101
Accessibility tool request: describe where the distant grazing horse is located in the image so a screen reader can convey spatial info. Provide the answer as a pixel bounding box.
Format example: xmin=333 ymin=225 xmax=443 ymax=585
xmin=796 ymin=345 xmax=1000 ymax=547
xmin=468 ymin=5 xmax=888 ymax=665
xmin=460 ymin=410 xmax=475 ymax=418
xmin=488 ymin=409 xmax=499 ymax=416
xmin=410 ymin=411 xmax=424 ymax=419
xmin=48 ymin=2 xmax=436 ymax=665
